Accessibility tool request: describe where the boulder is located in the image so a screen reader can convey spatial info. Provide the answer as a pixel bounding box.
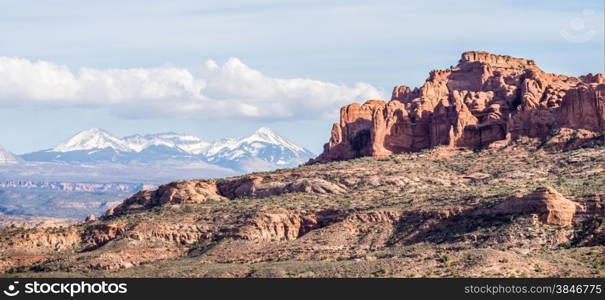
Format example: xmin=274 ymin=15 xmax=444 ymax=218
xmin=491 ymin=187 xmax=577 ymax=226
xmin=84 ymin=214 xmax=96 ymax=223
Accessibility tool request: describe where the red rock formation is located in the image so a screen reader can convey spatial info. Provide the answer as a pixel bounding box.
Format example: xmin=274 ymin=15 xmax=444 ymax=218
xmin=104 ymin=176 xmax=347 ymax=218
xmin=560 ymin=84 xmax=605 ymax=132
xmin=491 ymin=186 xmax=578 ymax=226
xmin=312 ymin=51 xmax=605 ymax=163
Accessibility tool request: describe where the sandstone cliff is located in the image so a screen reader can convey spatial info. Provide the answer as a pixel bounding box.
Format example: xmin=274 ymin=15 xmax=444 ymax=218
xmin=312 ymin=51 xmax=605 ymax=163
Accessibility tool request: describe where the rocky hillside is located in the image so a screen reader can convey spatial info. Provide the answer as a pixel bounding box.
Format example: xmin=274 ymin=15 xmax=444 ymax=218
xmin=0 ymin=51 xmax=602 ymax=278
xmin=311 ymin=51 xmax=604 ymax=163
xmin=0 ymin=132 xmax=603 ymax=277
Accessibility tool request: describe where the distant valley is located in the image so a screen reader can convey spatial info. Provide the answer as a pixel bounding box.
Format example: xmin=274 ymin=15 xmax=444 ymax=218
xmin=0 ymin=181 xmax=153 ymax=219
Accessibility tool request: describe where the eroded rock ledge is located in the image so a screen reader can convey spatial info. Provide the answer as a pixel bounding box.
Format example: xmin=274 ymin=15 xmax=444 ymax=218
xmin=473 ymin=187 xmax=578 ymax=226
xmin=311 ymin=51 xmax=605 ymax=163
xmin=104 ymin=176 xmax=347 ymax=218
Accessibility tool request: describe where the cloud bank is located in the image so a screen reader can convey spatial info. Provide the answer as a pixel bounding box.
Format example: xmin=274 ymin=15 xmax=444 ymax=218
xmin=0 ymin=57 xmax=384 ymax=120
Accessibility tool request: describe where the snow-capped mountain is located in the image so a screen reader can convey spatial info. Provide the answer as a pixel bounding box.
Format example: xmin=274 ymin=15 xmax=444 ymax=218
xmin=0 ymin=147 xmax=21 ymax=165
xmin=122 ymin=132 xmax=211 ymax=154
xmin=53 ymin=128 xmax=131 ymax=153
xmin=19 ymin=128 xmax=314 ymax=172
xmin=205 ymin=128 xmax=315 ymax=172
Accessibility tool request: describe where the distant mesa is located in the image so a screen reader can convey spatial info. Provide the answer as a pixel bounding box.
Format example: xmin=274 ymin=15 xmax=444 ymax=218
xmin=311 ymin=51 xmax=605 ymax=163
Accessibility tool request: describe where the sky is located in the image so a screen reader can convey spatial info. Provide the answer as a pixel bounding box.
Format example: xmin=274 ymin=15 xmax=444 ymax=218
xmin=0 ymin=0 xmax=603 ymax=154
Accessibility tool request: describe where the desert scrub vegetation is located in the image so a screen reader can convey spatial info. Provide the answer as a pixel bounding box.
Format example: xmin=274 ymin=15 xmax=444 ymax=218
xmin=2 ymin=136 xmax=604 ymax=278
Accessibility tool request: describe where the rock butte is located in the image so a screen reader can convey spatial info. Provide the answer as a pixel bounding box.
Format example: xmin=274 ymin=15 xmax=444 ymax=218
xmin=311 ymin=51 xmax=605 ymax=163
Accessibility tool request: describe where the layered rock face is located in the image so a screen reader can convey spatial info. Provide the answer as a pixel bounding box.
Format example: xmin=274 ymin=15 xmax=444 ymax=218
xmin=312 ymin=51 xmax=605 ymax=163
xmin=489 ymin=187 xmax=577 ymax=226
xmin=104 ymin=176 xmax=346 ymax=218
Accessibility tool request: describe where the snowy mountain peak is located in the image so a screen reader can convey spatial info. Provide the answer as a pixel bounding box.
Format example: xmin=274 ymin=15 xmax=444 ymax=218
xmin=255 ymin=127 xmax=276 ymax=135
xmin=203 ymin=127 xmax=314 ymax=171
xmin=245 ymin=127 xmax=306 ymax=153
xmin=0 ymin=146 xmax=20 ymax=165
xmin=53 ymin=128 xmax=131 ymax=152
xmin=122 ymin=132 xmax=211 ymax=154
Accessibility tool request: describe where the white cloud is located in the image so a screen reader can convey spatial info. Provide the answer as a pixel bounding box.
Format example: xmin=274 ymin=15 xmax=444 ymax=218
xmin=0 ymin=56 xmax=384 ymax=120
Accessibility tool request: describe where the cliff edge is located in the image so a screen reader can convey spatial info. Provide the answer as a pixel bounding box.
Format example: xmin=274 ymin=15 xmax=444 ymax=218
xmin=311 ymin=51 xmax=604 ymax=163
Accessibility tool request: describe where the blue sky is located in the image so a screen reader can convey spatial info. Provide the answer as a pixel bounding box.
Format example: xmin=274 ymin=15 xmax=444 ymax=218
xmin=0 ymin=0 xmax=603 ymax=154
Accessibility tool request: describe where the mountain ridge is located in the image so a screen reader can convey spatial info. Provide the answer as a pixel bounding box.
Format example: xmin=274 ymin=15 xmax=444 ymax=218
xmin=19 ymin=127 xmax=314 ymax=172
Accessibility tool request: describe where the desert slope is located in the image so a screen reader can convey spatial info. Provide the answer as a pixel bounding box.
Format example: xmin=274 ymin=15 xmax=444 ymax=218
xmin=0 ymin=132 xmax=603 ymax=277
xmin=1 ymin=51 xmax=603 ymax=278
